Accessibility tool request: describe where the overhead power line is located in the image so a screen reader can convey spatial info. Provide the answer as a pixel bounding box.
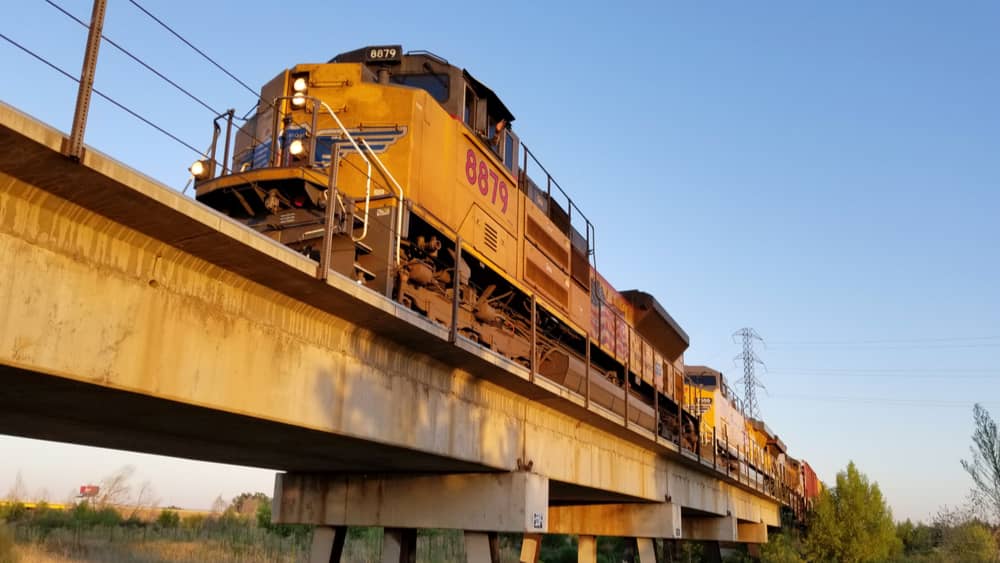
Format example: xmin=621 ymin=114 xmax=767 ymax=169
xmin=768 ymin=393 xmax=999 ymax=409
xmin=770 ymin=335 xmax=1000 ymax=345
xmin=126 ymin=0 xmax=259 ymax=99
xmin=767 ymin=335 xmax=1000 ymax=350
xmin=0 ymin=32 xmax=206 ymax=157
xmin=769 ymin=366 xmax=999 ymax=373
xmin=769 ymin=371 xmax=999 ymax=379
xmin=43 ymin=0 xmax=222 ymax=116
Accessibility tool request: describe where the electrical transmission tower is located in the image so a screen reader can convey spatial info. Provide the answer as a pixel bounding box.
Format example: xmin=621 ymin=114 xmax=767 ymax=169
xmin=733 ymin=328 xmax=766 ymax=420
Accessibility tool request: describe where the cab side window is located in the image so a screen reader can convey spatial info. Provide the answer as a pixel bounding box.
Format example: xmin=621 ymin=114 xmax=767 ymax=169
xmin=463 ymin=87 xmax=476 ymax=128
xmin=390 ymin=73 xmax=449 ymax=102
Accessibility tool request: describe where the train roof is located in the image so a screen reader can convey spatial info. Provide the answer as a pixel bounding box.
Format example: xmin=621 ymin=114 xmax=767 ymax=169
xmin=330 ymin=45 xmax=516 ymax=124
xmin=685 ymin=365 xmax=722 ymax=377
xmin=750 ymin=418 xmax=788 ymax=454
xmin=621 ymin=290 xmax=689 ymax=358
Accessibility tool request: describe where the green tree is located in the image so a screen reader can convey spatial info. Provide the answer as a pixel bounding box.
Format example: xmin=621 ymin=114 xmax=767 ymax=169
xmin=231 ymin=492 xmax=270 ymax=517
xmin=760 ymin=532 xmax=805 ymax=563
xmin=938 ymin=522 xmax=997 ymax=563
xmin=961 ymin=403 xmax=1000 ymax=522
xmin=802 ymin=461 xmax=901 ymax=563
xmin=896 ymin=518 xmax=935 ymax=557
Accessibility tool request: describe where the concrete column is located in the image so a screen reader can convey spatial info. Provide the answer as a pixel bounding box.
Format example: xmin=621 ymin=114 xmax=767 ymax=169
xmin=519 ymin=533 xmax=542 ymax=563
xmin=464 ymin=531 xmax=499 ymax=563
xmin=578 ymin=535 xmax=597 ymax=563
xmin=702 ymin=541 xmax=722 ymax=563
xmin=382 ymin=528 xmax=416 ymax=563
xmin=309 ymin=525 xmax=346 ymax=563
xmin=635 ymin=537 xmax=656 ymax=563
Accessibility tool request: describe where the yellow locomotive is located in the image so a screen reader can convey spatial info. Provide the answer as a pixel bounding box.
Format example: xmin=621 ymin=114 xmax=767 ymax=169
xmin=192 ymin=44 xmax=692 ymax=438
xmin=683 ymin=365 xmax=820 ymax=515
xmin=191 ymin=45 xmax=815 ymax=513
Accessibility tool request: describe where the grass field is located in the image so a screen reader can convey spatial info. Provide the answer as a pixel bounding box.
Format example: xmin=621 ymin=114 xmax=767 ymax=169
xmin=0 ymin=523 xmax=533 ymax=563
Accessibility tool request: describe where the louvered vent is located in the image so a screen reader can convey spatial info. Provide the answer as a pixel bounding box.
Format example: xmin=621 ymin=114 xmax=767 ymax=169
xmin=526 ymin=260 xmax=569 ymax=307
xmin=526 ymin=214 xmax=569 ymax=267
xmin=484 ymin=222 xmax=499 ymax=252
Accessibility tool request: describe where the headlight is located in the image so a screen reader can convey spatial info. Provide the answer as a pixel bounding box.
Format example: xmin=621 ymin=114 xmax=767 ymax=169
xmin=291 ymin=92 xmax=306 ymax=107
xmin=288 ymin=139 xmax=305 ymax=157
xmin=293 ymin=77 xmax=308 ymax=92
xmin=189 ymin=159 xmax=211 ymax=180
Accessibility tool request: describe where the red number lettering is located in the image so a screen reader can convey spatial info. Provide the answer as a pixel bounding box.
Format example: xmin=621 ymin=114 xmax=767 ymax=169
xmin=465 ymin=150 xmax=477 ymax=184
xmin=464 ymin=148 xmax=510 ymax=214
xmin=488 ymin=170 xmax=499 ymax=203
xmin=478 ymin=162 xmax=489 ymax=195
xmin=498 ymin=181 xmax=508 ymax=213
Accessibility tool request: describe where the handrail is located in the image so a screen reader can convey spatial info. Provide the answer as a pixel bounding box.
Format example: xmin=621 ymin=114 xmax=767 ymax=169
xmin=317 ymin=100 xmax=373 ymax=243
xmin=359 ymin=138 xmax=404 ymax=267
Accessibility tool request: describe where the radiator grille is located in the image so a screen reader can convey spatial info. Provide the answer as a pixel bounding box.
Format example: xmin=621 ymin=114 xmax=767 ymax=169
xmin=526 ymin=214 xmax=569 ymax=267
xmin=484 ymin=222 xmax=499 ymax=252
xmin=525 ymin=258 xmax=569 ymax=307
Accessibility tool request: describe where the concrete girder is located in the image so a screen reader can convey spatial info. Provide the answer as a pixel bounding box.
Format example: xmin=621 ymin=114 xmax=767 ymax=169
xmin=547 ymin=502 xmax=682 ymax=539
xmin=737 ymin=521 xmax=769 ymax=544
xmin=683 ymin=515 xmax=737 ymax=543
xmin=274 ymin=472 xmax=549 ymax=533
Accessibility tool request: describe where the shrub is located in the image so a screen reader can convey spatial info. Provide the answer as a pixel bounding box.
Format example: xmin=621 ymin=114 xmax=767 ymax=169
xmin=181 ymin=513 xmax=206 ymax=531
xmin=0 ymin=522 xmax=16 ymax=563
xmin=156 ymin=510 xmax=180 ymax=529
xmin=0 ymin=504 xmax=26 ymax=524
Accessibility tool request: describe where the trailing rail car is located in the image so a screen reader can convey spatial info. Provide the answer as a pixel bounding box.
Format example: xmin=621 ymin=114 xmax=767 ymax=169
xmin=189 ymin=44 xmax=815 ymax=515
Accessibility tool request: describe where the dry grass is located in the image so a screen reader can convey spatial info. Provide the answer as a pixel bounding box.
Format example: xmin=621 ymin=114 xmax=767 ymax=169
xmin=10 ymin=526 xmax=310 ymax=563
xmin=7 ymin=526 xmax=523 ymax=563
xmin=15 ymin=539 xmax=309 ymax=563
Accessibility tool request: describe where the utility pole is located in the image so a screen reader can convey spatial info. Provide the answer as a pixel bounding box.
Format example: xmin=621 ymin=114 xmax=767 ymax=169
xmin=65 ymin=0 xmax=108 ymax=161
xmin=733 ymin=328 xmax=765 ymax=420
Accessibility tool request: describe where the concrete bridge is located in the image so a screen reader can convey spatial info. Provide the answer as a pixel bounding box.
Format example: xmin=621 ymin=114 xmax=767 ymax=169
xmin=0 ymin=102 xmax=780 ymax=562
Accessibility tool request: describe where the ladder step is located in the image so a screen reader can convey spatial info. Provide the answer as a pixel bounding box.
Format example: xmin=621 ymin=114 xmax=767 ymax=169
xmin=355 ymin=240 xmax=373 ymax=255
xmin=353 ymin=263 xmax=376 ymax=280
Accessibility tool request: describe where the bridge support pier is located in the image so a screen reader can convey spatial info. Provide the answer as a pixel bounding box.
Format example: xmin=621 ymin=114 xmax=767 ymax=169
xmin=309 ymin=525 xmax=346 ymax=563
xmin=519 ymin=533 xmax=542 ymax=563
xmin=276 ymin=471 xmax=547 ymax=562
xmin=577 ymin=535 xmax=597 ymax=563
xmin=464 ymin=531 xmax=500 ymax=563
xmin=381 ymin=528 xmax=417 ymax=563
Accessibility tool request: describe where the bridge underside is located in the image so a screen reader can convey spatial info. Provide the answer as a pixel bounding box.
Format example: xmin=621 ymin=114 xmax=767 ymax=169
xmin=0 ymin=364 xmax=628 ymax=503
xmin=0 ymin=103 xmax=780 ymax=555
xmin=0 ymin=364 xmax=489 ymax=474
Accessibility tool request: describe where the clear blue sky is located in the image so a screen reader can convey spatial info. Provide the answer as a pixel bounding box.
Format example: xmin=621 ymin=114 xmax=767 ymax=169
xmin=1 ymin=0 xmax=997 ymax=522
